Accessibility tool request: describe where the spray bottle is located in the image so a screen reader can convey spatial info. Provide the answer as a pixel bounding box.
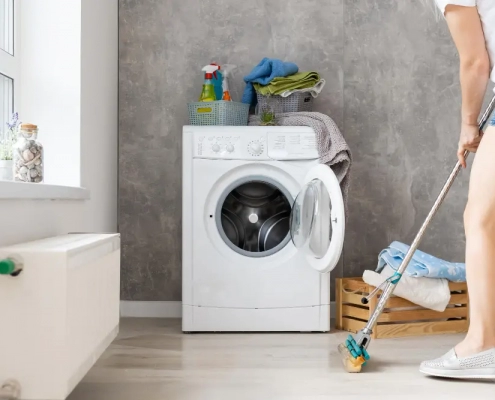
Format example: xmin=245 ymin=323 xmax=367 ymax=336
xmin=221 ymin=64 xmax=236 ymax=101
xmin=210 ymin=62 xmax=223 ymax=100
xmin=199 ymin=64 xmax=221 ymax=102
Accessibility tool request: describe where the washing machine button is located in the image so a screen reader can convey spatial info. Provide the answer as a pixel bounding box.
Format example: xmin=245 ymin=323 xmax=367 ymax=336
xmin=212 ymin=144 xmax=220 ymax=153
xmin=226 ymin=144 xmax=235 ymax=153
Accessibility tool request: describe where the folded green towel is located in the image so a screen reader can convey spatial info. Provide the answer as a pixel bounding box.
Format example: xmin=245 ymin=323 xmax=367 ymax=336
xmin=254 ymin=71 xmax=320 ymax=96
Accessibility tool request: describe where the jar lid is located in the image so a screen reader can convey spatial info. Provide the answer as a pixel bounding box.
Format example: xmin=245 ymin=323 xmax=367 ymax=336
xmin=20 ymin=123 xmax=38 ymax=130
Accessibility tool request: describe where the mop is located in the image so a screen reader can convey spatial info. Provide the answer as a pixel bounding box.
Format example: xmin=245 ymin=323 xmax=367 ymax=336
xmin=338 ymin=95 xmax=495 ymax=373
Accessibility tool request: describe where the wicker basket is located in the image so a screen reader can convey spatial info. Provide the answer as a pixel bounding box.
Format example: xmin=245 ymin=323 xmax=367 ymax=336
xmin=335 ymin=277 xmax=469 ymax=339
xmin=256 ymin=92 xmax=314 ymax=114
xmin=188 ymin=101 xmax=249 ymax=126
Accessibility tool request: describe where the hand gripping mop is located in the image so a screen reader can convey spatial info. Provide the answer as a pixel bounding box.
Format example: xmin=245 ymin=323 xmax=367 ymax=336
xmin=338 ymin=95 xmax=495 ymax=373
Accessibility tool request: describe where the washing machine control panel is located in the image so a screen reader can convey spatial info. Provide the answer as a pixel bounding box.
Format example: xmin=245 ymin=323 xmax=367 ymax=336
xmin=193 ymin=130 xmax=318 ymax=160
xmin=195 ymin=134 xmax=249 ymax=157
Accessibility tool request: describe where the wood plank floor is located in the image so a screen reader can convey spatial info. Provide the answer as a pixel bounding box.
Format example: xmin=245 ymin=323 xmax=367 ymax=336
xmin=67 ymin=318 xmax=494 ymax=400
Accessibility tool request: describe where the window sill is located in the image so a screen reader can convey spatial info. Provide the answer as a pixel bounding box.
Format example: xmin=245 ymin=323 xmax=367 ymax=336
xmin=0 ymin=181 xmax=90 ymax=200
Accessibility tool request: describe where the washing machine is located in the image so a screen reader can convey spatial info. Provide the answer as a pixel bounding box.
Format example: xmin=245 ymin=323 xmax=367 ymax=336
xmin=182 ymin=125 xmax=345 ymax=332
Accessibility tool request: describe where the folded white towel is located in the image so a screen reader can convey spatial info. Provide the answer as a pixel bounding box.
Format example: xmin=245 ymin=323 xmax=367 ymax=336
xmin=279 ymin=79 xmax=326 ymax=98
xmin=362 ymin=265 xmax=450 ymax=312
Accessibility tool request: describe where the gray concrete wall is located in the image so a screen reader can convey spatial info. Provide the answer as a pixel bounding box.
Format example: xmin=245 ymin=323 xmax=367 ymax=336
xmin=119 ymin=0 xmax=475 ymax=301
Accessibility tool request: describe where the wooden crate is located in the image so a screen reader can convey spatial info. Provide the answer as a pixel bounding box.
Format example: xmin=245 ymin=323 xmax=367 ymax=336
xmin=335 ymin=277 xmax=469 ymax=339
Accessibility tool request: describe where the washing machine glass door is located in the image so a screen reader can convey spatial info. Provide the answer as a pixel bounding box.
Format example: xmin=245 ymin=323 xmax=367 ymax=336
xmin=290 ymin=164 xmax=345 ymax=273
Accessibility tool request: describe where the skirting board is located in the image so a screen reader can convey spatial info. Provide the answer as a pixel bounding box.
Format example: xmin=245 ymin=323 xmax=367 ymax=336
xmin=120 ymin=301 xmax=336 ymax=319
xmin=120 ymin=301 xmax=182 ymax=318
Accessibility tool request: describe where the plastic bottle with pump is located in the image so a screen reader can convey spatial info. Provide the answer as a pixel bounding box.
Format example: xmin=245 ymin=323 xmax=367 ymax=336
xmin=199 ymin=64 xmax=221 ymax=102
xmin=221 ymin=64 xmax=236 ymax=101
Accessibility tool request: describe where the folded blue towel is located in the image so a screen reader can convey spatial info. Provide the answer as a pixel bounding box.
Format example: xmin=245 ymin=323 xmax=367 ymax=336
xmin=242 ymin=58 xmax=299 ymax=105
xmin=376 ymin=241 xmax=466 ymax=282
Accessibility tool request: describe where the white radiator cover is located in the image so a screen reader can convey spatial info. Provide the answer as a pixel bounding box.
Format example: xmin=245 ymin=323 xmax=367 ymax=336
xmin=0 ymin=234 xmax=120 ymax=400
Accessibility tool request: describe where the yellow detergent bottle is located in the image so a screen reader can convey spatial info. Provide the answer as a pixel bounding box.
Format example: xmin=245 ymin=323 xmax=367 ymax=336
xmin=199 ymin=64 xmax=220 ymax=102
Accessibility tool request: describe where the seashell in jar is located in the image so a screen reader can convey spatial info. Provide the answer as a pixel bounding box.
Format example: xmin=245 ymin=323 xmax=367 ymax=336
xmin=34 ymin=158 xmax=41 ymax=166
xmin=30 ymin=147 xmax=38 ymax=154
xmin=19 ymin=166 xmax=28 ymax=176
xmin=22 ymin=150 xmax=34 ymax=161
xmin=34 ymin=177 xmax=42 ymax=183
xmin=30 ymin=169 xmax=38 ymax=178
xmin=23 ymin=141 xmax=32 ymax=151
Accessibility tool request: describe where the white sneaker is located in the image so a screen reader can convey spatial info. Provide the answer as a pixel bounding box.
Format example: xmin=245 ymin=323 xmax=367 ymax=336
xmin=420 ymin=348 xmax=495 ymax=379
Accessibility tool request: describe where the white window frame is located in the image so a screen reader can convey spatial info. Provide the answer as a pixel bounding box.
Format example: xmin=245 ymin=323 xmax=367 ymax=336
xmin=0 ymin=1 xmax=90 ymax=200
xmin=0 ymin=0 xmax=20 ymax=114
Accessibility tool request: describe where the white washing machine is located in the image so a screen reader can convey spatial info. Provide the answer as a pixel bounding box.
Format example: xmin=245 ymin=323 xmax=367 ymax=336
xmin=182 ymin=125 xmax=345 ymax=332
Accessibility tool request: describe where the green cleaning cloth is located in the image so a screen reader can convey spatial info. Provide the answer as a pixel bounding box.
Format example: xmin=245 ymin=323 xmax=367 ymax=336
xmin=254 ymin=71 xmax=320 ymax=96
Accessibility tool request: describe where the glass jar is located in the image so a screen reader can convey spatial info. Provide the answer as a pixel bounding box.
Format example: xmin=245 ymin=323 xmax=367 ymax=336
xmin=256 ymin=95 xmax=279 ymax=126
xmin=13 ymin=123 xmax=44 ymax=183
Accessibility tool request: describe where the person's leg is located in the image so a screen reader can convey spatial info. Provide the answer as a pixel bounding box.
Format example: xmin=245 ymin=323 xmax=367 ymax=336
xmin=419 ymin=126 xmax=495 ymax=378
xmin=455 ymin=125 xmax=495 ymax=357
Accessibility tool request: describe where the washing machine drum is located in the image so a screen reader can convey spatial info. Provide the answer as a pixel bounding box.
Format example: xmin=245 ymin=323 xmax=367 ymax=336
xmin=220 ymin=181 xmax=293 ymax=256
xmin=217 ymin=165 xmax=345 ymax=272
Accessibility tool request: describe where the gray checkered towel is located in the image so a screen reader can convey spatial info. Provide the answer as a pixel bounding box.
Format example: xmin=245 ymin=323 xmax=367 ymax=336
xmin=249 ymin=112 xmax=352 ymax=207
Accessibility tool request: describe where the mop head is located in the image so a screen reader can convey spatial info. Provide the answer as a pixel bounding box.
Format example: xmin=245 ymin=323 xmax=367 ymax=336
xmin=337 ymin=335 xmax=370 ymax=373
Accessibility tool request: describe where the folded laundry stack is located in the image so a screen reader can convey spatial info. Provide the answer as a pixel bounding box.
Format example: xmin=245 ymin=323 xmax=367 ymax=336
xmin=253 ymin=71 xmax=325 ymax=98
xmin=242 ymin=58 xmax=325 ymax=105
xmin=363 ymin=241 xmax=466 ymax=312
xmin=376 ymin=241 xmax=466 ymax=282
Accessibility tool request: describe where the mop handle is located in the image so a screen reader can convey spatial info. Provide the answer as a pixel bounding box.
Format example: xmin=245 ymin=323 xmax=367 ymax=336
xmin=363 ymin=95 xmax=495 ymax=333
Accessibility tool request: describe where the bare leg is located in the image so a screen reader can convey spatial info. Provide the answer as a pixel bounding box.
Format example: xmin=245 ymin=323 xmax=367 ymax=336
xmin=455 ymin=125 xmax=495 ymax=357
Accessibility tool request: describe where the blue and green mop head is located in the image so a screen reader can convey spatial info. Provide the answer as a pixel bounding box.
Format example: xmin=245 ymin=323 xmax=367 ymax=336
xmin=338 ymin=335 xmax=370 ymax=373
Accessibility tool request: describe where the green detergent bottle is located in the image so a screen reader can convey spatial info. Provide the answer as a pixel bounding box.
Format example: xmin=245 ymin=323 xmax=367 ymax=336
xmin=199 ymin=64 xmax=221 ymax=102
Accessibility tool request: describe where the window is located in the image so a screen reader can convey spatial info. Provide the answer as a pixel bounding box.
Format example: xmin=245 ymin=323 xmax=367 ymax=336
xmin=0 ymin=0 xmax=96 ymax=200
xmin=0 ymin=0 xmax=19 ymax=145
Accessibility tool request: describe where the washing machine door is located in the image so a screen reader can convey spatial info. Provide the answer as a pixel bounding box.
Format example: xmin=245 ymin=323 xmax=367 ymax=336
xmin=290 ymin=164 xmax=345 ymax=273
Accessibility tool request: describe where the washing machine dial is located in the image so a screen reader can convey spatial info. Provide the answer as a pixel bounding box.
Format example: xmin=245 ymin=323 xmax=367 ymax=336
xmin=226 ymin=144 xmax=235 ymax=153
xmin=212 ymin=143 xmax=220 ymax=153
xmin=248 ymin=140 xmax=264 ymax=156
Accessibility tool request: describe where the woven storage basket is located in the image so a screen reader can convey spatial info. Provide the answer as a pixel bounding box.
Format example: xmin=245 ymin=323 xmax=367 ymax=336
xmin=256 ymin=92 xmax=314 ymax=114
xmin=188 ymin=101 xmax=249 ymax=126
xmin=335 ymin=277 xmax=469 ymax=339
